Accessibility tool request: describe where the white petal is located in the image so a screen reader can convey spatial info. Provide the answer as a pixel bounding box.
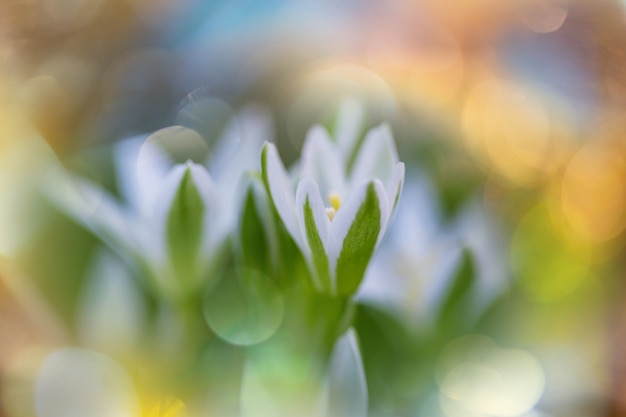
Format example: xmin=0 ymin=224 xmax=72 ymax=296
xmin=133 ymin=130 xmax=178 ymax=216
xmin=301 ymin=125 xmax=347 ymax=199
xmin=113 ymin=134 xmax=170 ymax=215
xmin=77 ymin=250 xmax=145 ymax=354
xmin=392 ymin=175 xmax=442 ymax=254
xmin=326 ymin=329 xmax=368 ymax=417
xmin=425 ymin=240 xmax=464 ymax=316
xmin=295 ymin=178 xmax=331 ymax=251
xmin=388 ymin=162 xmax=405 ymax=209
xmin=335 ymin=98 xmax=365 ymax=160
xmin=453 ymin=201 xmax=508 ymax=316
xmin=35 ymin=349 xmax=139 ymax=417
xmin=209 ymin=104 xmax=272 ymax=181
xmin=329 ymin=180 xmax=389 ymax=264
xmin=354 ymin=250 xmax=400 ymax=308
xmin=144 ymin=163 xmax=188 ymax=271
xmin=379 ymin=162 xmax=405 ymax=238
xmin=209 ymin=106 xmax=272 ymax=234
xmin=45 ymin=169 xmax=138 ymax=256
xmin=187 ymin=163 xmax=222 ymax=257
xmin=262 ymin=143 xmax=301 ymax=249
xmin=350 ymin=124 xmax=399 ymax=195
xmin=295 ymin=178 xmax=332 ymax=289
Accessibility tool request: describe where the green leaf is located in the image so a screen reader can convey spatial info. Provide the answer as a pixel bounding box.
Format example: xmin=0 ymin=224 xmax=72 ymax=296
xmin=303 ymin=196 xmax=332 ymax=293
xmin=240 ymin=180 xmax=277 ymax=275
xmin=335 ymin=183 xmax=381 ymax=296
xmin=438 ymin=249 xmax=475 ymax=331
xmin=167 ymin=167 xmax=205 ymax=288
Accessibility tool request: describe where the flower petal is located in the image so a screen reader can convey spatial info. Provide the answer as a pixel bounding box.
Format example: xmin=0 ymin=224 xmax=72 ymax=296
xmin=295 ymin=178 xmax=332 ymax=292
xmin=378 ymin=162 xmax=405 ymax=241
xmin=326 ymin=329 xmax=368 ymax=417
xmin=114 ymin=134 xmax=172 ymax=217
xmin=208 ymin=105 xmax=272 ymax=231
xmin=145 ymin=164 xmax=188 ymax=272
xmin=330 ymin=180 xmax=388 ymax=295
xmin=133 ymin=127 xmax=204 ymax=217
xmin=36 ymin=349 xmax=139 ymax=417
xmin=45 ymin=169 xmax=138 ymax=257
xmin=261 ymin=142 xmax=302 ymax=249
xmin=301 ymin=125 xmax=347 ymax=200
xmin=186 ymin=163 xmax=223 ymax=275
xmin=77 ymin=250 xmax=146 ymax=354
xmin=453 ymin=200 xmax=508 ymax=318
xmin=213 ymin=106 xmax=272 ymax=234
xmin=334 ymin=98 xmax=365 ymax=161
xmin=389 ymin=162 xmax=405 ymax=210
xmin=349 ymin=123 xmax=399 ymax=196
xmin=208 ymin=104 xmax=272 ymax=181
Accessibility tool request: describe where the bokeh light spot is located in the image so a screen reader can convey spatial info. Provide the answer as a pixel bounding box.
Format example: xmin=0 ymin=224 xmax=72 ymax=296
xmin=462 ymin=80 xmax=559 ymax=185
xmin=204 ymin=269 xmax=284 ymax=346
xmin=511 ymin=204 xmax=591 ymax=302
xmin=561 ymin=144 xmax=626 ymax=243
xmin=437 ymin=335 xmax=545 ymax=417
xmin=518 ymin=0 xmax=568 ymax=34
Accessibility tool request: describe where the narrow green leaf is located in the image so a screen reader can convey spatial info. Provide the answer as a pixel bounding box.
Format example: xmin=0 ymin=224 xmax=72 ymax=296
xmin=438 ymin=249 xmax=475 ymax=330
xmin=335 ymin=183 xmax=381 ymax=296
xmin=303 ymin=196 xmax=332 ymax=293
xmin=167 ymin=167 xmax=204 ymax=286
xmin=240 ymin=186 xmax=270 ymax=274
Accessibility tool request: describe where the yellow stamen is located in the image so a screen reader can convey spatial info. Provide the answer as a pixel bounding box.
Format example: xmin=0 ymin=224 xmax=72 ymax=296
xmin=328 ymin=192 xmax=341 ymax=211
xmin=325 ymin=207 xmax=336 ymax=221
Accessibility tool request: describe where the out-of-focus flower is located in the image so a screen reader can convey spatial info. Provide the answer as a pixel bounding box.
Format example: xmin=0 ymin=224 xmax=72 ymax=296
xmin=261 ymin=123 xmax=404 ymax=296
xmin=358 ymin=176 xmax=507 ymax=330
xmin=48 ymin=106 xmax=271 ymax=299
xmin=35 ymin=348 xmax=186 ymax=417
xmin=77 ymin=249 xmax=146 ymax=355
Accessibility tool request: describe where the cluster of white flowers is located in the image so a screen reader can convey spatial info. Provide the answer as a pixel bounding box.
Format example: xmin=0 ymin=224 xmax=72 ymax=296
xmin=30 ymin=99 xmax=517 ymax=417
xmin=38 ymin=101 xmax=406 ymax=417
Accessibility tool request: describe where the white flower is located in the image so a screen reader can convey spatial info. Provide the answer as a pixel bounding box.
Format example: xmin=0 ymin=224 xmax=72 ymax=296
xmin=48 ymin=105 xmax=271 ymax=298
xmin=77 ymin=249 xmax=146 ymax=355
xmin=262 ymin=123 xmax=404 ymax=296
xmin=357 ymin=176 xmax=507 ymax=329
xmin=35 ymin=349 xmax=187 ymax=417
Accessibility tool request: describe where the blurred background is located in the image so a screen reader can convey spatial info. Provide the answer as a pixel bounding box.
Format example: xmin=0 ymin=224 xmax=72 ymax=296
xmin=1 ymin=0 xmax=626 ymax=416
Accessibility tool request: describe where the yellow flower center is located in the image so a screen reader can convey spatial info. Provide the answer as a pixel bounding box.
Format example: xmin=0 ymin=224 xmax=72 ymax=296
xmin=326 ymin=192 xmax=342 ymax=221
xmin=146 ymin=397 xmax=185 ymax=417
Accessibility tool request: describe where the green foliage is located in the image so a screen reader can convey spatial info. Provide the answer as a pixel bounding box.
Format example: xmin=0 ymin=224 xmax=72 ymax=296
xmin=240 ymin=185 xmax=272 ymax=274
xmin=303 ymin=196 xmax=332 ymax=293
xmin=167 ymin=167 xmax=205 ymax=289
xmin=437 ymin=249 xmax=476 ymax=335
xmin=336 ymin=183 xmax=381 ymax=296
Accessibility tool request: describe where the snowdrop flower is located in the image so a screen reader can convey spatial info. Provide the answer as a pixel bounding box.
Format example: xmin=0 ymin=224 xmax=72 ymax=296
xmin=358 ymin=176 xmax=507 ymax=329
xmin=262 ymin=123 xmax=404 ymax=296
xmin=49 ymin=106 xmax=271 ymax=298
